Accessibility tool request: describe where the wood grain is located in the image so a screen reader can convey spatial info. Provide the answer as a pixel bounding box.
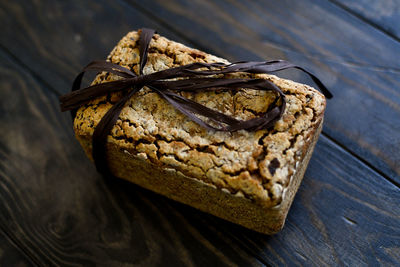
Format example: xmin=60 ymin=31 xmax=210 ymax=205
xmin=331 ymin=0 xmax=400 ymax=41
xmin=127 ymin=0 xmax=400 ymax=183
xmin=0 ymin=0 xmax=184 ymax=94
xmin=1 ymin=45 xmax=399 ymax=265
xmin=0 ymin=232 xmax=33 ymax=266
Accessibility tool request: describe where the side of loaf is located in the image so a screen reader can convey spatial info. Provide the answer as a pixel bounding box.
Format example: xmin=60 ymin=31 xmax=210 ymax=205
xmin=73 ymin=30 xmax=326 ymax=234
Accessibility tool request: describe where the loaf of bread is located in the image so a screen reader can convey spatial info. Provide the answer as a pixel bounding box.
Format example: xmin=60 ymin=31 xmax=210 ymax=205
xmin=73 ymin=31 xmax=326 ymax=234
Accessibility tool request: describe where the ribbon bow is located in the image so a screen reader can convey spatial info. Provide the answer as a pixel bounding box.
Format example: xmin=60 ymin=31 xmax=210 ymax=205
xmin=59 ymin=28 xmax=332 ymax=175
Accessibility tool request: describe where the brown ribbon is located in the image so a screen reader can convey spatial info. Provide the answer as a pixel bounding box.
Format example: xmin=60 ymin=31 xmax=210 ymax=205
xmin=59 ymin=28 xmax=332 ymax=175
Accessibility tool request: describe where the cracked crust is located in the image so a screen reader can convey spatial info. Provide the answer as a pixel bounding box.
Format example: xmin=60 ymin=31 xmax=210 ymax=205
xmin=73 ymin=30 xmax=326 ymax=233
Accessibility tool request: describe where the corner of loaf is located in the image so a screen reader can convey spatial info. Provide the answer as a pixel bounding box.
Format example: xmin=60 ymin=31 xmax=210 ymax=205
xmin=73 ymin=30 xmax=326 ymax=234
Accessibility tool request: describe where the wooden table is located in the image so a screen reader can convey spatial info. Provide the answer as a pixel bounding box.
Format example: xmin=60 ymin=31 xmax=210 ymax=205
xmin=1 ymin=0 xmax=399 ymax=266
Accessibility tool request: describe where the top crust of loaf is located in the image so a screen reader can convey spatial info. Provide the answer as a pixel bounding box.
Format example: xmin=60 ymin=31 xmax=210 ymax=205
xmin=74 ymin=30 xmax=326 ymax=208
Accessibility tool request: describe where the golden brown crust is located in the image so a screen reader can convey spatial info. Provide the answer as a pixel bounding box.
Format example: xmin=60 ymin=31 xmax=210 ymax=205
xmin=74 ymin=30 xmax=326 ymax=210
xmin=75 ymin=117 xmax=323 ymax=235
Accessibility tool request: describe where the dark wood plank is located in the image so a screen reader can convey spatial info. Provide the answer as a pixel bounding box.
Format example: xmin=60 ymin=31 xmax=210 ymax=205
xmin=0 ymin=0 xmax=184 ymax=94
xmin=331 ymin=0 xmax=400 ymax=41
xmin=1 ymin=44 xmax=399 ymax=265
xmin=127 ymin=0 xmax=400 ymax=67
xmin=0 ymin=232 xmax=33 ymax=266
xmin=126 ymin=0 xmax=400 ymax=183
xmin=0 ymin=49 xmax=261 ymax=266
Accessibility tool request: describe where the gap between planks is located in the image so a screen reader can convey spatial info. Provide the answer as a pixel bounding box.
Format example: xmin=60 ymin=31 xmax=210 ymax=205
xmin=322 ymin=132 xmax=400 ymax=189
xmin=328 ymin=0 xmax=400 ymax=43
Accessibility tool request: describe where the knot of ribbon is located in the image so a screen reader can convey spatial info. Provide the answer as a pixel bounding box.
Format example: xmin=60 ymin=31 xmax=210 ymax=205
xmin=59 ymin=28 xmax=332 ymax=175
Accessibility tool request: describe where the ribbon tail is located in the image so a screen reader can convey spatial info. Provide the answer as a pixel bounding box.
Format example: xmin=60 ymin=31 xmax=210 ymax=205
xmin=92 ymin=87 xmax=140 ymax=175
